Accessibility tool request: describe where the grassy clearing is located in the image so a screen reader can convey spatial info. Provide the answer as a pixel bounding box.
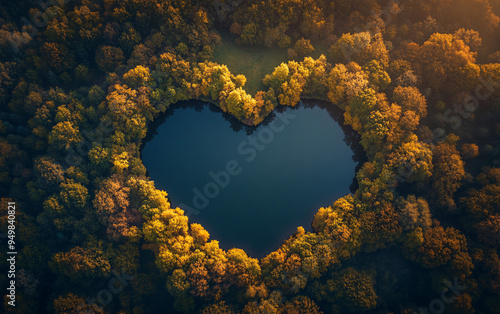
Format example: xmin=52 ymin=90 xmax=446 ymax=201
xmin=212 ymin=31 xmax=289 ymax=95
xmin=310 ymin=40 xmax=331 ymax=59
xmin=212 ymin=31 xmax=332 ymax=96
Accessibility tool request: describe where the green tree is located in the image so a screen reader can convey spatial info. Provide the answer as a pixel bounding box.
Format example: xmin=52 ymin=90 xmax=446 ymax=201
xmin=223 ymin=88 xmax=258 ymax=123
xmin=362 ymin=60 xmax=391 ymax=91
xmin=294 ymin=38 xmax=315 ymax=58
xmin=123 ymin=65 xmax=152 ymax=88
xmin=387 ymin=135 xmax=434 ymax=183
xmin=59 ymin=182 xmax=89 ymax=211
xmin=48 ymin=121 xmax=81 ymax=151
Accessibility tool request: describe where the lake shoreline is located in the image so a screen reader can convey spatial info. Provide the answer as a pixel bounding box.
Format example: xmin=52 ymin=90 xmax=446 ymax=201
xmin=140 ymin=99 xmax=366 ymax=258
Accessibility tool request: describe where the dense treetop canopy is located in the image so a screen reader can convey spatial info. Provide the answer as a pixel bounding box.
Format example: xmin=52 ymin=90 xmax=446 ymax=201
xmin=0 ymin=0 xmax=499 ymax=313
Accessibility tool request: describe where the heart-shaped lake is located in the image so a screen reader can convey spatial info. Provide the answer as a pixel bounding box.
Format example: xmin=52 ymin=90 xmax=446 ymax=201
xmin=142 ymin=100 xmax=362 ymax=257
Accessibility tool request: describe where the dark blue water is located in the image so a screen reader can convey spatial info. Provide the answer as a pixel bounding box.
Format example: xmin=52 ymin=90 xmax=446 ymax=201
xmin=142 ymin=100 xmax=361 ymax=258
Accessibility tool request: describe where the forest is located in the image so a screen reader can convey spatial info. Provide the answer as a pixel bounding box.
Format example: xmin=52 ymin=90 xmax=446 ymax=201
xmin=0 ymin=0 xmax=499 ymax=313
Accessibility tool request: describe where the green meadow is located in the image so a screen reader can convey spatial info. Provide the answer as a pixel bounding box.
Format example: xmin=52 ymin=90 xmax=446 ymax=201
xmin=213 ymin=32 xmax=331 ymax=95
xmin=212 ymin=32 xmax=289 ymax=95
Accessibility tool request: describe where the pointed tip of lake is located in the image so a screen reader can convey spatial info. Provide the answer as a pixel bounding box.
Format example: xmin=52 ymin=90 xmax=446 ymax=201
xmin=142 ymin=100 xmax=362 ymax=258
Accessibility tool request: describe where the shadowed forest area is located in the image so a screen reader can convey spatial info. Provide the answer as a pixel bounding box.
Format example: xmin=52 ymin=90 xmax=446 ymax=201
xmin=0 ymin=0 xmax=500 ymax=313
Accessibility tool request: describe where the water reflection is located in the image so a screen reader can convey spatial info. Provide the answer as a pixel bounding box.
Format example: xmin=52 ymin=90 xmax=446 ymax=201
xmin=141 ymin=99 xmax=365 ymax=257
